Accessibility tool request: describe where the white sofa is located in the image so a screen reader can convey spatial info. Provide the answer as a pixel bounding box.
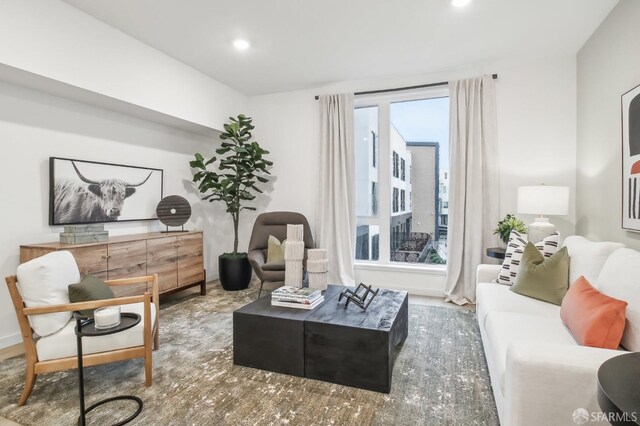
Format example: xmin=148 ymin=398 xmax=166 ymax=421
xmin=476 ymin=236 xmax=639 ymax=426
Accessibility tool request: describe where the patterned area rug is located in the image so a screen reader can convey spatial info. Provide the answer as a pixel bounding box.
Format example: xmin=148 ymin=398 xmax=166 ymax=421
xmin=0 ymin=286 xmax=498 ymax=425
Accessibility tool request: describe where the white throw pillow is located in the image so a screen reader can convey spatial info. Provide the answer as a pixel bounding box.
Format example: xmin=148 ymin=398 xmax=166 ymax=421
xmin=562 ymin=236 xmax=625 ymax=285
xmin=596 ymin=248 xmax=640 ymax=352
xmin=16 ymin=251 xmax=80 ymax=337
xmin=496 ymin=231 xmax=559 ymax=285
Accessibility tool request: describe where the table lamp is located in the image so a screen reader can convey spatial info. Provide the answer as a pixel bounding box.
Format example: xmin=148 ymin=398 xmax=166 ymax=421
xmin=517 ymin=185 xmax=569 ymax=244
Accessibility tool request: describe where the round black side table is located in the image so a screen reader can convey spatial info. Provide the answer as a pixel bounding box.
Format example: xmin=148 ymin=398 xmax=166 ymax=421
xmin=75 ymin=312 xmax=143 ymax=426
xmin=486 ymin=247 xmax=506 ymax=260
xmin=597 ymin=352 xmax=640 ymax=425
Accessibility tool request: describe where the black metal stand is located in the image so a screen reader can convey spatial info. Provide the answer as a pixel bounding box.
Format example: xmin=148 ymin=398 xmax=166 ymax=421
xmin=75 ymin=313 xmax=143 ymax=426
xmin=161 ymin=224 xmax=189 ymax=233
xmin=338 ymin=283 xmax=379 ymax=311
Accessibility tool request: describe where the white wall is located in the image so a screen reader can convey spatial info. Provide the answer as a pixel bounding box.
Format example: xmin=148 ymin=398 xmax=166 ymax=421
xmin=0 ymin=81 xmax=243 ymax=348
xmin=576 ymin=0 xmax=640 ymax=249
xmin=0 ymin=0 xmax=246 ymax=131
xmin=249 ymin=55 xmax=578 ymax=296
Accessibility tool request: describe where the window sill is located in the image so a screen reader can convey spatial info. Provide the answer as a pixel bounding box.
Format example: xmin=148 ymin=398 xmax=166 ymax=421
xmin=354 ymin=262 xmax=446 ymax=275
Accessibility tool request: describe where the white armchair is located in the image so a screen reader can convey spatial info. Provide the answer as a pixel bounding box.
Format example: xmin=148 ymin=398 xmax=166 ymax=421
xmin=5 ymin=251 xmax=159 ymax=406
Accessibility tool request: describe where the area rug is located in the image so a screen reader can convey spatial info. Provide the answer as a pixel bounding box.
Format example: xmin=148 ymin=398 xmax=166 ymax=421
xmin=0 ymin=286 xmax=498 ymax=425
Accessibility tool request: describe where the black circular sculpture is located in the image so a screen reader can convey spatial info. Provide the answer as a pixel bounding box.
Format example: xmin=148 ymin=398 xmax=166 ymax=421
xmin=156 ymin=195 xmax=191 ymax=232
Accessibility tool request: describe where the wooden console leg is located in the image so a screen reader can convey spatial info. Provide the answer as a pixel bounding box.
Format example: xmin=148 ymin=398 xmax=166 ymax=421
xmin=200 ymin=269 xmax=207 ymax=296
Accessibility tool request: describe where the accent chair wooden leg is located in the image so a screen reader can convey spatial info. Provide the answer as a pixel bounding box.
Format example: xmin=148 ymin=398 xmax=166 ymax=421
xmin=144 ymin=343 xmax=152 ymax=387
xmin=18 ymin=362 xmax=37 ymax=406
xmin=153 ymin=327 xmax=159 ymax=351
xmin=257 ymin=280 xmax=264 ymax=299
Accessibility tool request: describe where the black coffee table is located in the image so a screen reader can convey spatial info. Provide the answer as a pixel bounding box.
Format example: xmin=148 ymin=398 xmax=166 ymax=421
xmin=233 ymin=285 xmax=408 ymax=393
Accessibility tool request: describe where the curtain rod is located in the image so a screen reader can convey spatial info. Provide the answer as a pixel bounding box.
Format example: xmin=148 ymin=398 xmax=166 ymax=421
xmin=314 ymin=73 xmax=498 ymax=100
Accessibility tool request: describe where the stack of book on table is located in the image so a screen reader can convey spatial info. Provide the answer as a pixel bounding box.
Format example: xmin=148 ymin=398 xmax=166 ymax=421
xmin=271 ymin=286 xmax=324 ymax=310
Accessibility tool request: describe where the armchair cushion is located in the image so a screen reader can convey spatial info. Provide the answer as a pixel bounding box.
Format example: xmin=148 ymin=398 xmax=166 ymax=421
xmin=68 ymin=275 xmax=115 ymax=317
xmin=17 ymin=251 xmax=80 ymax=337
xmin=36 ymin=302 xmax=156 ymax=361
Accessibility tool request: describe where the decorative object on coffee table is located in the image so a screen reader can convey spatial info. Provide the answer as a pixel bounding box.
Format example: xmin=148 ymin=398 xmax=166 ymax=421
xmin=190 ymin=114 xmax=272 ymax=291
xmin=338 ymin=283 xmax=379 ymax=311
xmin=75 ymin=312 xmax=143 ymax=425
xmin=156 ymin=195 xmax=191 ymax=233
xmin=307 ymin=249 xmax=329 ymax=290
xmin=284 ymin=224 xmax=304 ymax=286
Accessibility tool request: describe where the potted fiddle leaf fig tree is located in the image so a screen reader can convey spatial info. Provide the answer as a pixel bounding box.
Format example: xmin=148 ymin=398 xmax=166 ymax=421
xmin=190 ymin=114 xmax=272 ymax=291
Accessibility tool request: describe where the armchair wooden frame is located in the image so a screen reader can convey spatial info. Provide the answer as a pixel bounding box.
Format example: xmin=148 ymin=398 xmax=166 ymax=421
xmin=4 ymin=273 xmax=160 ymax=406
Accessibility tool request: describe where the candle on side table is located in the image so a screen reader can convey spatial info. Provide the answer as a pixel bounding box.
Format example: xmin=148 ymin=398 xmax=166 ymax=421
xmin=94 ymin=306 xmax=121 ymax=329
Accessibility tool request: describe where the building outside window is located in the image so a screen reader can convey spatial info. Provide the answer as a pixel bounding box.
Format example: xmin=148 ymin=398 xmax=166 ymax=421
xmin=354 ymin=87 xmax=449 ymax=266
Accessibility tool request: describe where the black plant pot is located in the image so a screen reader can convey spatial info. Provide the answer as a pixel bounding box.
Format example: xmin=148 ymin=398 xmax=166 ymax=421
xmin=218 ymin=255 xmax=252 ymax=291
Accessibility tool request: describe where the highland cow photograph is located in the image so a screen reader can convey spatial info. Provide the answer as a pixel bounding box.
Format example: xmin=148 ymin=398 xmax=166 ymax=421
xmin=49 ymin=157 xmax=163 ymax=225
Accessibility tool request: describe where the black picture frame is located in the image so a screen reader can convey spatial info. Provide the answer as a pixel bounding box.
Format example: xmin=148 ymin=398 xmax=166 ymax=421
xmin=622 ymin=83 xmax=640 ymax=232
xmin=49 ymin=157 xmax=164 ymax=225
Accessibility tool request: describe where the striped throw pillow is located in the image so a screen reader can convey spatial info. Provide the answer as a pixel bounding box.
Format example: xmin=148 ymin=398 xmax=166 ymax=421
xmin=496 ymin=231 xmax=560 ymax=285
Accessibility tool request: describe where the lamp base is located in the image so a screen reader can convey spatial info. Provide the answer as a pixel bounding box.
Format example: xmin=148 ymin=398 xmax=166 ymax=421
xmin=527 ymin=217 xmax=556 ymax=244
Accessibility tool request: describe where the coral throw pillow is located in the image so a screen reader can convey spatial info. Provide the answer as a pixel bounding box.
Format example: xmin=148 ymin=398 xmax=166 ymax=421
xmin=560 ymin=276 xmax=628 ymax=349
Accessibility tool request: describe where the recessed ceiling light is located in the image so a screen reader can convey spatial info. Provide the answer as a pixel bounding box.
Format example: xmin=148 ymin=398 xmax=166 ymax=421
xmin=233 ymin=39 xmax=250 ymax=50
xmin=452 ymin=0 xmax=471 ymax=7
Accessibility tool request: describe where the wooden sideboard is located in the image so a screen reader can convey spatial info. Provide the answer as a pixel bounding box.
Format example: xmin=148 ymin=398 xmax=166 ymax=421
xmin=20 ymin=231 xmax=206 ymax=297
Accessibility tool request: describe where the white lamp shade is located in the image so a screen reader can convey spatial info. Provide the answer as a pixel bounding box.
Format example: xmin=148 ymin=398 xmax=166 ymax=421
xmin=517 ymin=186 xmax=569 ymax=216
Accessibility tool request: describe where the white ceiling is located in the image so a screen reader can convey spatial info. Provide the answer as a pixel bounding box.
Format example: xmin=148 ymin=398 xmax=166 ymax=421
xmin=62 ymin=0 xmax=618 ymax=96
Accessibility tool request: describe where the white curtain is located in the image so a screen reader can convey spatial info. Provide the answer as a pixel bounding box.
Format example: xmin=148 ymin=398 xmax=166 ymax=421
xmin=317 ymin=93 xmax=356 ymax=285
xmin=445 ymin=76 xmax=500 ymax=305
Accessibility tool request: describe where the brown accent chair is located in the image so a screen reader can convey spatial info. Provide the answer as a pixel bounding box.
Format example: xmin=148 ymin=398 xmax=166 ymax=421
xmin=248 ymin=211 xmax=315 ymax=298
xmin=5 ymin=253 xmax=159 ymax=406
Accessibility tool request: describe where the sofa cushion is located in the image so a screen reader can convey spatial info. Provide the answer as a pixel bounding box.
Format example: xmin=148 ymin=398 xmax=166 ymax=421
xmin=497 ymin=231 xmax=559 ymax=285
xmin=68 ymin=275 xmax=115 ymax=317
xmin=597 ymin=249 xmax=640 ymax=351
xmin=476 ymin=282 xmax=560 ymax=329
xmin=36 ymin=302 xmax=156 ymax=361
xmin=485 ymin=311 xmax=577 ymax=393
xmin=511 ymin=243 xmax=569 ymax=305
xmin=561 ymin=276 xmax=628 ymax=349
xmin=562 ymin=236 xmax=625 ymax=285
xmin=16 ymin=251 xmax=80 ymax=337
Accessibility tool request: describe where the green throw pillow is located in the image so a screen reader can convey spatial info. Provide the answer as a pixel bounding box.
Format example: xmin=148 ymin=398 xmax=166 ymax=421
xmin=267 ymin=235 xmax=285 ymax=264
xmin=510 ymin=242 xmax=569 ymax=305
xmin=68 ymin=275 xmax=115 ymax=317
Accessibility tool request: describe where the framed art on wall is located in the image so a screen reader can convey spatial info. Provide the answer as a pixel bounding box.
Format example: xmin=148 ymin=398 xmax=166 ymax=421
xmin=49 ymin=157 xmax=163 ymax=225
xmin=622 ymin=83 xmax=640 ymax=232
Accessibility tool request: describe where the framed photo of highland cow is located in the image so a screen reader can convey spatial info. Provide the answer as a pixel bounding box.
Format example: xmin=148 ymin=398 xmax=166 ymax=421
xmin=623 ymin=83 xmax=640 ymax=232
xmin=49 ymin=157 xmax=163 ymax=225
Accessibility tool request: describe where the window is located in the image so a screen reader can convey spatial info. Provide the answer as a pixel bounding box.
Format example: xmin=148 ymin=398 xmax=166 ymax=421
xmin=392 ymin=152 xmax=399 ymax=178
xmin=354 ymin=88 xmax=449 ymax=267
xmin=392 ymin=187 xmax=399 ymax=213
